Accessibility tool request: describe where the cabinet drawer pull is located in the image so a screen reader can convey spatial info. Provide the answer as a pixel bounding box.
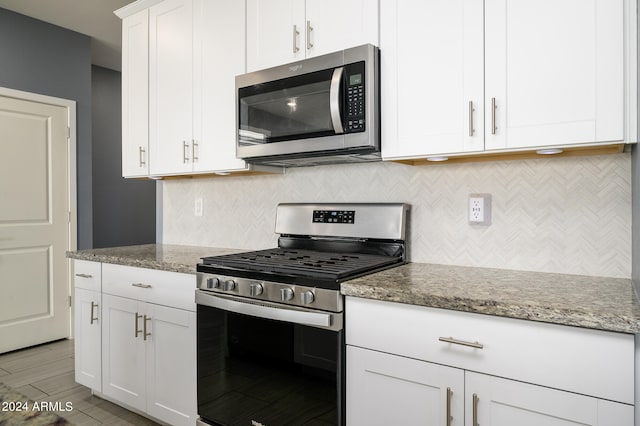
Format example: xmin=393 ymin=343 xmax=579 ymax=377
xmin=446 ymin=387 xmax=453 ymax=426
xmin=306 ymin=20 xmax=313 ymax=50
xmin=183 ymin=140 xmax=189 ymax=163
xmin=90 ymin=301 xmax=99 ymax=325
xmin=131 ymin=283 xmax=152 ymax=289
xmin=473 ymin=393 xmax=479 ymax=426
xmin=75 ymin=273 xmax=93 ymax=279
xmin=491 ymin=97 xmax=497 ymax=135
xmin=143 ymin=315 xmax=151 ymax=340
xmin=192 ymin=140 xmax=198 ymax=162
xmin=439 ymin=336 xmax=484 ymax=349
xmin=292 ymin=24 xmax=300 ymax=53
xmin=139 ymin=146 xmax=146 ymax=167
xmin=135 ymin=312 xmax=143 ymax=338
xmin=468 ymin=100 xmax=475 ymax=136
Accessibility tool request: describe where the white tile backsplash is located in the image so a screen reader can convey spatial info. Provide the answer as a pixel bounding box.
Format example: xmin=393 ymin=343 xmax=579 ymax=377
xmin=162 ymin=153 xmax=632 ymax=278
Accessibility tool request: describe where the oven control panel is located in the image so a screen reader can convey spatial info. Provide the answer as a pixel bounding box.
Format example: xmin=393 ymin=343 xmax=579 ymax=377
xmin=312 ymin=210 xmax=355 ymax=224
xmin=196 ymin=272 xmax=343 ymax=313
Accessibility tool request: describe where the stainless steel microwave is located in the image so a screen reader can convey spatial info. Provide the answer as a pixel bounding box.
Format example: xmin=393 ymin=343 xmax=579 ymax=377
xmin=236 ymin=44 xmax=380 ymax=167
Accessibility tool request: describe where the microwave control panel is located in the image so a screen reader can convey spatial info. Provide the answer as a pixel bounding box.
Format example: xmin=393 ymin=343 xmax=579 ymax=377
xmin=345 ymin=61 xmax=366 ymax=133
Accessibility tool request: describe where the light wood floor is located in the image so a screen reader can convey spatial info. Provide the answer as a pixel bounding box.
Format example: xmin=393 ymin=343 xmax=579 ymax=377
xmin=0 ymin=339 xmax=159 ymax=425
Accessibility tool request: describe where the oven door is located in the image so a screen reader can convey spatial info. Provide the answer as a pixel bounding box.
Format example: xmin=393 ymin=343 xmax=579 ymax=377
xmin=195 ymin=290 xmax=344 ymax=426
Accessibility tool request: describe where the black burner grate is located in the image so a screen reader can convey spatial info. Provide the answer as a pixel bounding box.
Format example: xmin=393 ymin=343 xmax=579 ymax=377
xmin=201 ymin=248 xmax=401 ymax=280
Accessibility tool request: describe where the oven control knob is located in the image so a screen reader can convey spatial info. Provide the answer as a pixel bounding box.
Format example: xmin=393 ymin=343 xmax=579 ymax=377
xmin=280 ymin=288 xmax=294 ymax=301
xmin=223 ymin=279 xmax=237 ymax=292
xmin=249 ymin=283 xmax=264 ymax=296
xmin=206 ymin=277 xmax=220 ymax=289
xmin=301 ymin=291 xmax=315 ymax=305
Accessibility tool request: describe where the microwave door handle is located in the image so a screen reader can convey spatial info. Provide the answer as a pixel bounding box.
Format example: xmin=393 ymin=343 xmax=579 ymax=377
xmin=330 ymin=67 xmax=345 ymax=134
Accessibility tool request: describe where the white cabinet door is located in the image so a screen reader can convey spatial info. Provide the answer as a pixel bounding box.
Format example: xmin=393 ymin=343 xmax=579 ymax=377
xmin=380 ymin=0 xmax=484 ymax=159
xmin=465 ymin=372 xmax=634 ymax=426
xmin=304 ymin=0 xmax=378 ymax=58
xmin=247 ymin=0 xmax=378 ymax=72
xmin=122 ymin=9 xmax=149 ymax=177
xmin=146 ymin=304 xmax=197 ymax=426
xmin=149 ymin=0 xmax=194 ymax=175
xmin=347 ymin=346 xmax=464 ymax=426
xmin=102 ymin=294 xmax=146 ymax=412
xmin=74 ymin=288 xmax=101 ymax=391
xmin=193 ymin=0 xmax=249 ymax=173
xmin=246 ymin=0 xmax=305 ymax=72
xmin=484 ymin=0 xmax=624 ymax=150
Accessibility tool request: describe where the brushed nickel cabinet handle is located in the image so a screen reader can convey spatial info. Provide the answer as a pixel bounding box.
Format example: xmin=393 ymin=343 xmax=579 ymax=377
xmin=182 ymin=140 xmax=189 ymax=163
xmin=439 ymin=336 xmax=484 ymax=349
xmin=135 ymin=312 xmax=143 ymax=338
xmin=446 ymin=387 xmax=453 ymax=426
xmin=306 ymin=20 xmax=313 ymax=49
xmin=139 ymin=146 xmax=146 ymax=167
xmin=469 ymin=101 xmax=475 ymax=136
xmin=491 ymin=97 xmax=497 ymax=135
xmin=131 ymin=283 xmax=152 ymax=289
xmin=90 ymin=301 xmax=98 ymax=325
xmin=473 ymin=393 xmax=480 ymax=426
xmin=192 ymin=140 xmax=198 ymax=162
xmin=292 ymin=25 xmax=300 ymax=53
xmin=143 ymin=315 xmax=151 ymax=341
xmin=75 ymin=273 xmax=93 ymax=279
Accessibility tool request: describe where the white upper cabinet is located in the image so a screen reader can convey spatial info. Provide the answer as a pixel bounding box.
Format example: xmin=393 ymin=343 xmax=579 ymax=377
xmin=149 ymin=0 xmax=194 ymax=175
xmin=381 ymin=0 xmax=484 ymax=159
xmin=246 ymin=0 xmax=379 ymax=72
xmin=485 ymin=0 xmax=624 ymax=151
xmin=119 ymin=0 xmax=257 ymax=177
xmin=382 ymin=0 xmax=633 ymax=160
xmin=121 ymin=9 xmax=150 ymax=177
xmin=192 ymin=0 xmax=249 ymax=172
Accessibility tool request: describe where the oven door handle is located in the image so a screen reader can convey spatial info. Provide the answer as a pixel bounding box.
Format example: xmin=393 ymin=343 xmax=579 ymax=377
xmin=329 ymin=66 xmax=345 ymax=134
xmin=196 ymin=290 xmax=334 ymax=328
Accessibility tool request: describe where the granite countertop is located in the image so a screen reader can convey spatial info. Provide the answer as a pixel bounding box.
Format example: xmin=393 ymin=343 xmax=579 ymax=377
xmin=341 ymin=263 xmax=640 ymax=334
xmin=66 ymin=244 xmax=241 ymax=274
xmin=68 ymin=245 xmax=640 ymax=334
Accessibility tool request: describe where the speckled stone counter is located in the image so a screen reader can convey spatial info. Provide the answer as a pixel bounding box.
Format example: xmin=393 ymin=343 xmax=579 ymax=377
xmin=66 ymin=244 xmax=240 ymax=274
xmin=341 ymin=263 xmax=640 ymax=334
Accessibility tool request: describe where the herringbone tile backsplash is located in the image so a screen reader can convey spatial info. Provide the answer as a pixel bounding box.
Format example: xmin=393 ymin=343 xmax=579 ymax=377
xmin=162 ymin=153 xmax=632 ymax=278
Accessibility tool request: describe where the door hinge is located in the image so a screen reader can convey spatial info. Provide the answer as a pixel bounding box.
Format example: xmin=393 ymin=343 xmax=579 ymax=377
xmin=68 ymin=211 xmax=71 ymax=223
xmin=69 ymin=295 xmax=72 ymax=307
xmin=67 ymin=126 xmax=71 ymax=139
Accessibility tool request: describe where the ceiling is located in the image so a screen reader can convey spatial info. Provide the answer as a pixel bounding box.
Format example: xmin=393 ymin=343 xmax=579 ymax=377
xmin=0 ymin=0 xmax=136 ymax=71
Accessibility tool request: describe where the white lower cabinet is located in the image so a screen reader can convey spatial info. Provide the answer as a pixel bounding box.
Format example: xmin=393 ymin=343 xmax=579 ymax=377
xmin=348 ymin=346 xmax=633 ymax=426
xmin=72 ymin=259 xmax=197 ymax=426
xmin=74 ymin=288 xmax=102 ymax=390
xmin=466 ymin=371 xmax=633 ymax=426
xmin=102 ymin=294 xmax=197 ymax=426
xmin=346 ymin=297 xmax=635 ymax=426
xmin=73 ymin=260 xmax=102 ymax=391
xmin=347 ymin=346 xmax=464 ymax=426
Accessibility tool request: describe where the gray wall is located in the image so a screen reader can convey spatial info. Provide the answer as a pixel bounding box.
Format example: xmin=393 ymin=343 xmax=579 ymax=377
xmin=92 ymin=66 xmax=155 ymax=248
xmin=0 ymin=8 xmax=92 ymax=249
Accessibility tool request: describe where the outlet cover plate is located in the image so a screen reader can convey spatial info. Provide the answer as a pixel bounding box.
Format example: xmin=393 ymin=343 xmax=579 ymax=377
xmin=469 ymin=193 xmax=491 ymax=225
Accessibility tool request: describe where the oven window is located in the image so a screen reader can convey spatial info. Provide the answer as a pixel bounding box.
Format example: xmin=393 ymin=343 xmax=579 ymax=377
xmin=238 ymin=68 xmax=339 ymax=145
xmin=197 ymin=304 xmax=342 ymax=426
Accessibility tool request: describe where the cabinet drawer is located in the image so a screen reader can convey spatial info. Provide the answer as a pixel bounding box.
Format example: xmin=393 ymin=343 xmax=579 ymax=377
xmin=102 ymin=264 xmax=195 ymax=311
xmin=73 ymin=260 xmax=102 ymax=291
xmin=345 ymin=297 xmax=634 ymax=404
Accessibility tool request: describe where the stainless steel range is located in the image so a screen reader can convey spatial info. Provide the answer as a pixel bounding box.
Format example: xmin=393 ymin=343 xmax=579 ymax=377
xmin=195 ymin=203 xmax=409 ymax=426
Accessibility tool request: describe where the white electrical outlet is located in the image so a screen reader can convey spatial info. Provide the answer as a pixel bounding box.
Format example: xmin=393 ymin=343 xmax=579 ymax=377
xmin=195 ymin=198 xmax=203 ymax=217
xmin=469 ymin=193 xmax=491 ymax=225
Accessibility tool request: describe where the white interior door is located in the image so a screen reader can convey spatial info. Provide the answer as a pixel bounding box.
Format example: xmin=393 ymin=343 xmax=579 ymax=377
xmin=0 ymin=93 xmax=72 ymax=353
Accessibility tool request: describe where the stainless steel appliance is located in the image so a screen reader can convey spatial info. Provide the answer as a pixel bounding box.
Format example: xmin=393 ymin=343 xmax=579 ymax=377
xmin=195 ymin=203 xmax=409 ymax=426
xmin=236 ymin=44 xmax=380 ymax=167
